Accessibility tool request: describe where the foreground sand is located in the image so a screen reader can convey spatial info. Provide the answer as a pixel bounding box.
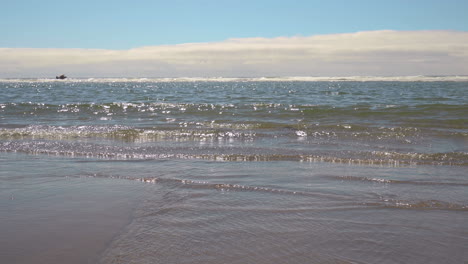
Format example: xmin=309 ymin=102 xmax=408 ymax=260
xmin=1 ymin=175 xmax=144 ymax=264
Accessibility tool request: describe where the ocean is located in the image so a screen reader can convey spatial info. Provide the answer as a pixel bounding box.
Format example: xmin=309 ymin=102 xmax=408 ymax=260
xmin=1 ymin=77 xmax=467 ymax=263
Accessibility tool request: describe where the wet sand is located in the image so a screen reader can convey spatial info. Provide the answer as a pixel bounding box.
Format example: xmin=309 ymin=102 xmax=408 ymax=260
xmin=1 ymin=153 xmax=468 ymax=264
xmin=0 ymin=175 xmax=144 ymax=264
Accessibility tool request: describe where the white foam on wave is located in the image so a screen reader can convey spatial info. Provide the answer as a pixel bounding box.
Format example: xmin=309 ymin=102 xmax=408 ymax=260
xmin=1 ymin=76 xmax=468 ymax=83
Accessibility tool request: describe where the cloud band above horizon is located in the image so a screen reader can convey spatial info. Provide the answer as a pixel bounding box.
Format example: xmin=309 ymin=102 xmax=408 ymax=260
xmin=1 ymin=30 xmax=468 ymax=77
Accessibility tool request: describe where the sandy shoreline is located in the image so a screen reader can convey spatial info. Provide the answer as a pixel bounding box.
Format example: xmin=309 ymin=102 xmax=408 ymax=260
xmin=0 ymin=175 xmax=145 ymax=264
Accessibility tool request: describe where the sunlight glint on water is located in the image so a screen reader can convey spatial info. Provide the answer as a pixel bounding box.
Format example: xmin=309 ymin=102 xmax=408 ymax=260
xmin=0 ymin=79 xmax=467 ymax=263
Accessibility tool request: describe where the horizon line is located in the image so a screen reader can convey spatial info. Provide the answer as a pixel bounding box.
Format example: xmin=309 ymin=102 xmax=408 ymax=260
xmin=2 ymin=75 xmax=468 ymax=82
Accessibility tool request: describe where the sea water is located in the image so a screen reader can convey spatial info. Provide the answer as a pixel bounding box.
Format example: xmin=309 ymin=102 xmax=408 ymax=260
xmin=0 ymin=77 xmax=467 ymax=263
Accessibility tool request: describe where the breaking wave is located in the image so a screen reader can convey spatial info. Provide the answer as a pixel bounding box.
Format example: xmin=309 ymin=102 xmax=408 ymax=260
xmin=2 ymin=75 xmax=468 ymax=83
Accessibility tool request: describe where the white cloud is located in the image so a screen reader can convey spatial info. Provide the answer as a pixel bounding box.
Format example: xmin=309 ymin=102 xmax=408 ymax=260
xmin=1 ymin=30 xmax=468 ymax=77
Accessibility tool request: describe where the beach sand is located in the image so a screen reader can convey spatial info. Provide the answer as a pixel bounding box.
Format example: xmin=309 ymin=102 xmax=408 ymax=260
xmin=0 ymin=174 xmax=144 ymax=264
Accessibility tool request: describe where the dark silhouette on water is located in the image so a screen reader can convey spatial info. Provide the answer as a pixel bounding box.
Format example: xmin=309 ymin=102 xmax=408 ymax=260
xmin=56 ymin=74 xmax=67 ymax=79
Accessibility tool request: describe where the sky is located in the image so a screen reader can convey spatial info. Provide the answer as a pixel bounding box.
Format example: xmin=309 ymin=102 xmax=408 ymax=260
xmin=1 ymin=0 xmax=468 ymax=77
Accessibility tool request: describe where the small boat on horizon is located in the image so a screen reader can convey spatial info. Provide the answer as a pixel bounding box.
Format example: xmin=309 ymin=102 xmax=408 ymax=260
xmin=56 ymin=74 xmax=67 ymax=79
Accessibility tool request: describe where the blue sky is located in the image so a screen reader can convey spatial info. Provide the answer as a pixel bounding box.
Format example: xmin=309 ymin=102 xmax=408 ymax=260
xmin=2 ymin=0 xmax=468 ymax=49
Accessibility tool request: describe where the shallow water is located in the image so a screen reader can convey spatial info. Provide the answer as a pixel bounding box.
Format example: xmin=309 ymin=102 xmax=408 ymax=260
xmin=1 ymin=78 xmax=467 ymax=263
xmin=0 ymin=153 xmax=145 ymax=264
